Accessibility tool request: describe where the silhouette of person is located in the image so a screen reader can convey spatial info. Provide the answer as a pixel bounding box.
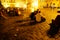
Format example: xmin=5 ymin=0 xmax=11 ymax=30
xmin=29 ymin=9 xmax=41 ymax=24
xmin=47 ymin=15 xmax=60 ymax=37
xmin=30 ymin=9 xmax=40 ymax=21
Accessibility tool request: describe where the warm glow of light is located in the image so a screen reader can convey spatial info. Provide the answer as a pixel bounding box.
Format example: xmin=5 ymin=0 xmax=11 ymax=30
xmin=2 ymin=1 xmax=27 ymax=8
xmin=51 ymin=1 xmax=59 ymax=7
xmin=15 ymin=3 xmax=20 ymax=7
xmin=31 ymin=8 xmax=34 ymax=12
xmin=18 ymin=11 xmax=21 ymax=15
xmin=32 ymin=2 xmax=38 ymax=8
xmin=15 ymin=2 xmax=27 ymax=9
xmin=3 ymin=3 xmax=10 ymax=8
xmin=32 ymin=0 xmax=38 ymax=9
xmin=23 ymin=4 xmax=27 ymax=9
xmin=30 ymin=0 xmax=38 ymax=12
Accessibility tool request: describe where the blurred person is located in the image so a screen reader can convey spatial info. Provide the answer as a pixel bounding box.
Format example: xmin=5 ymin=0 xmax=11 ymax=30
xmin=30 ymin=9 xmax=46 ymax=24
xmin=30 ymin=9 xmax=40 ymax=21
xmin=29 ymin=9 xmax=41 ymax=24
xmin=47 ymin=15 xmax=60 ymax=37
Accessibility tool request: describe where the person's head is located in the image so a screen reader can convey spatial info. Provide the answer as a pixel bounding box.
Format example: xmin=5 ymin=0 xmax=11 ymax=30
xmin=36 ymin=9 xmax=41 ymax=13
xmin=36 ymin=9 xmax=39 ymax=12
xmin=52 ymin=19 xmax=55 ymax=23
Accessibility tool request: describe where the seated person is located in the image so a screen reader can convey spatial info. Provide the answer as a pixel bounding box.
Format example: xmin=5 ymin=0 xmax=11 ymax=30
xmin=30 ymin=9 xmax=40 ymax=22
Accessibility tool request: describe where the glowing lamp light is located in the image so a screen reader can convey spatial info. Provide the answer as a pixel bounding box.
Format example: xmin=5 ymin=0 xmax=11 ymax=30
xmin=31 ymin=0 xmax=38 ymax=12
xmin=18 ymin=11 xmax=21 ymax=15
xmin=32 ymin=2 xmax=38 ymax=7
xmin=23 ymin=4 xmax=27 ymax=9
xmin=30 ymin=8 xmax=34 ymax=12
xmin=15 ymin=2 xmax=27 ymax=9
xmin=15 ymin=3 xmax=20 ymax=7
xmin=32 ymin=0 xmax=38 ymax=9
xmin=3 ymin=3 xmax=10 ymax=8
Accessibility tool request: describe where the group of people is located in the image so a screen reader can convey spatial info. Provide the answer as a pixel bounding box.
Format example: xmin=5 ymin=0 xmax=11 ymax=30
xmin=29 ymin=9 xmax=60 ymax=38
xmin=29 ymin=9 xmax=46 ymax=24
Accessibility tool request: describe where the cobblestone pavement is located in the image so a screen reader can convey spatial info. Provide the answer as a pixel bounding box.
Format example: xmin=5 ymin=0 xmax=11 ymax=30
xmin=0 ymin=8 xmax=60 ymax=40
